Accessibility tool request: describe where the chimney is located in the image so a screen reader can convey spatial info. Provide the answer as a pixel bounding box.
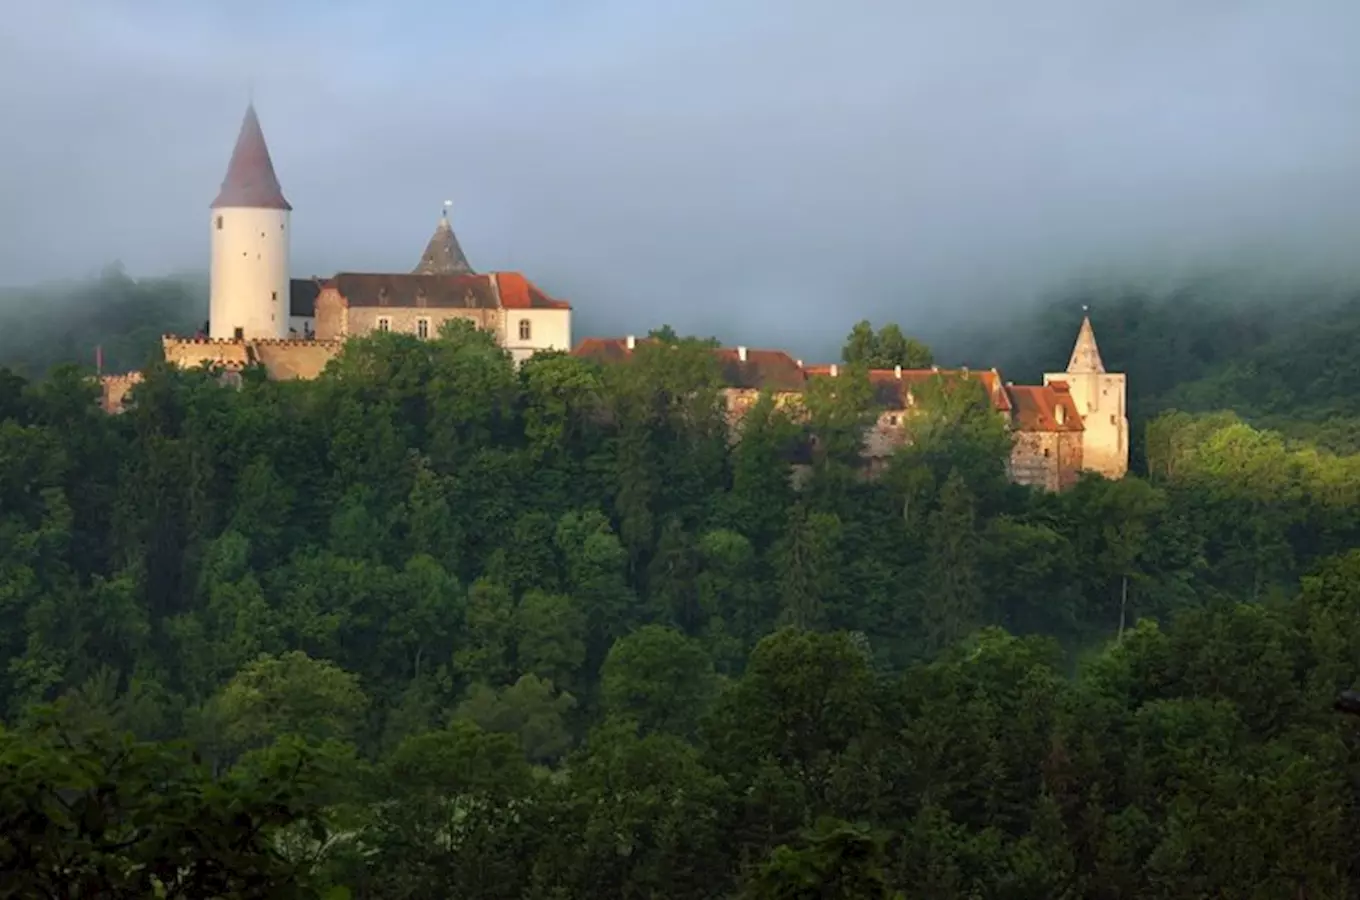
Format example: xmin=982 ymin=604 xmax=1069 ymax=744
xmin=830 ymin=364 xmax=839 ymax=377
xmin=625 ymin=334 xmax=635 ymax=350
xmin=796 ymin=358 xmax=803 ymax=368
xmin=961 ymin=366 xmax=969 ymax=377
xmin=931 ymin=364 xmax=940 ymax=372
xmin=894 ymin=364 xmax=902 ymax=379
xmin=737 ymin=345 xmax=748 ymax=362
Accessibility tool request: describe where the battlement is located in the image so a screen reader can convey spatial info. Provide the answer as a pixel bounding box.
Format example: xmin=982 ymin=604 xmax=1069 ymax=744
xmin=98 ymin=371 xmax=144 ymax=414
xmin=161 ymin=335 xmax=243 ymax=345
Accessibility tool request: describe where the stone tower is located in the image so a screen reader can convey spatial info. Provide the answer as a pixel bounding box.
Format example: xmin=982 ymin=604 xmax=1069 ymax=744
xmin=413 ymin=206 xmax=474 ymax=275
xmin=209 ymin=104 xmax=291 ymax=340
xmin=1043 ymin=314 xmax=1128 ymax=479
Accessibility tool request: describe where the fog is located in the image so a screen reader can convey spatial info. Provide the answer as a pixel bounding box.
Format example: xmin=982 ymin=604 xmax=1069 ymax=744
xmin=4 ymin=0 xmax=1360 ymax=349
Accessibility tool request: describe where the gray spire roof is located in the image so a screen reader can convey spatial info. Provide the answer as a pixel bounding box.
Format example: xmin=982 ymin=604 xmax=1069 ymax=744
xmin=1067 ymin=315 xmax=1106 ymax=374
xmin=413 ymin=210 xmax=473 ymax=275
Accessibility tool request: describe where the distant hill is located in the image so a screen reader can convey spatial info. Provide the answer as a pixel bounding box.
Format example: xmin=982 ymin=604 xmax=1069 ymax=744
xmin=939 ymin=276 xmax=1360 ymax=456
xmin=0 ymin=265 xmax=205 ymax=377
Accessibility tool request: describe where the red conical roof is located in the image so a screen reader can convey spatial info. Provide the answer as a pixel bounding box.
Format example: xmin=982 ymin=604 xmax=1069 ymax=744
xmin=211 ymin=104 xmax=291 ymax=210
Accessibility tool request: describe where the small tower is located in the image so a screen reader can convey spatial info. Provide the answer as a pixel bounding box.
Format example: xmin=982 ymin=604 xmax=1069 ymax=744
xmin=1044 ymin=311 xmax=1129 ymax=479
xmin=209 ymin=103 xmax=291 ymax=340
xmin=413 ymin=202 xmax=474 ymax=275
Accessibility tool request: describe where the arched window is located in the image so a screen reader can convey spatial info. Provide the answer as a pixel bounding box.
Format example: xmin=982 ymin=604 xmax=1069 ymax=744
xmin=518 ymin=318 xmax=532 ymax=341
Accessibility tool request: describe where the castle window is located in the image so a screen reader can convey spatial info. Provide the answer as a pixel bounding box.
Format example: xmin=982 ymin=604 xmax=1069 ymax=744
xmin=1044 ymin=448 xmax=1051 ymax=458
xmin=1110 ymin=414 xmax=1116 ymax=425
xmin=518 ymin=318 xmax=532 ymax=341
xmin=216 ymin=216 xmax=223 ymax=230
xmin=271 ymin=291 xmax=277 ymax=302
xmin=417 ymin=318 xmax=430 ymax=339
xmin=233 ymin=327 xmax=244 ymax=340
xmin=377 ymin=317 xmax=391 ymax=332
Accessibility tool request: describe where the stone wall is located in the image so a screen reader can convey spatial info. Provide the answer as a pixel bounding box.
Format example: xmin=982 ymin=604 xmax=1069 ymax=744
xmin=344 ymin=306 xmax=500 ymax=340
xmin=250 ymin=339 xmax=343 ymax=379
xmin=161 ymin=336 xmax=343 ymax=381
xmin=162 ymin=337 xmax=251 ymax=370
xmin=315 ymin=289 xmax=348 ymax=340
xmin=1009 ymin=430 xmax=1084 ymax=492
xmin=99 ymin=372 xmax=143 ymax=414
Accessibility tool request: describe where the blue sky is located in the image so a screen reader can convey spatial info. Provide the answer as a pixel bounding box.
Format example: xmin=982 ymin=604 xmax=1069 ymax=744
xmin=5 ymin=0 xmax=1360 ymax=344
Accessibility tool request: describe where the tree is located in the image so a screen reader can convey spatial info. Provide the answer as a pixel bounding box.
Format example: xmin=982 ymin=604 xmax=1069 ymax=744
xmin=601 ymin=625 xmax=717 ymax=737
xmin=841 ymin=320 xmax=933 ymax=369
xmin=0 ymin=715 xmax=333 ymax=899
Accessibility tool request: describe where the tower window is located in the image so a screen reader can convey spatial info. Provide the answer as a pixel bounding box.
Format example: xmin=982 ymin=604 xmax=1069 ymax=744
xmin=271 ymin=291 xmax=277 ymax=302
xmin=377 ymin=317 xmax=391 ymax=332
xmin=215 ymin=216 xmax=223 ymax=230
xmin=417 ymin=318 xmax=430 ymax=339
xmin=518 ymin=318 xmax=532 ymax=340
xmin=233 ymin=327 xmax=244 ymax=340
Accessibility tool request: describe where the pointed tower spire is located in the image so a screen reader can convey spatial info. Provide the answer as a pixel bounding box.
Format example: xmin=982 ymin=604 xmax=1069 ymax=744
xmin=413 ymin=202 xmax=474 ymax=275
xmin=1067 ymin=307 xmax=1106 ymax=374
xmin=211 ymin=104 xmax=291 ymax=210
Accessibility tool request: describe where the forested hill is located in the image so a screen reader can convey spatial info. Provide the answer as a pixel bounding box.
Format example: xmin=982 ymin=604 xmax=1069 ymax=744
xmin=943 ymin=277 xmax=1360 ymax=454
xmin=5 ymin=313 xmax=1360 ymax=896
xmin=0 ymin=265 xmax=205 ymax=377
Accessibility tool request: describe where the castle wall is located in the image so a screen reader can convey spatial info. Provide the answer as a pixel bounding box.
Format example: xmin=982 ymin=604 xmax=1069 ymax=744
xmin=502 ymin=308 xmax=572 ymax=364
xmin=343 ymin=306 xmax=501 ymax=340
xmin=162 ymin=338 xmax=251 ymax=370
xmin=1044 ymin=370 xmax=1128 ymax=479
xmin=315 ymin=289 xmax=348 ymax=340
xmin=162 ymin=337 xmax=343 ymax=381
xmin=1009 ymin=430 xmax=1084 ymax=492
xmin=99 ymin=372 xmax=143 ymax=414
xmin=250 ymin=340 xmax=343 ymax=379
xmin=210 ymin=207 xmax=290 ymax=340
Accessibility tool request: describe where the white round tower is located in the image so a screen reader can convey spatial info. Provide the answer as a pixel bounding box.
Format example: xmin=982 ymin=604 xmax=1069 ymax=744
xmin=209 ymin=104 xmax=291 ymax=340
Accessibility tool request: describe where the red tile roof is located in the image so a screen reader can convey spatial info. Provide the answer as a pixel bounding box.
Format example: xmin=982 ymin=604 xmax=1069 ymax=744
xmin=496 ymin=272 xmax=571 ymax=310
xmin=713 ymin=348 xmax=807 ymax=391
xmin=803 ymin=365 xmax=1012 ymax=412
xmin=572 ymin=339 xmax=805 ymax=391
xmin=211 ymin=104 xmax=291 ymax=211
xmin=1006 ymin=381 xmax=1084 ymax=432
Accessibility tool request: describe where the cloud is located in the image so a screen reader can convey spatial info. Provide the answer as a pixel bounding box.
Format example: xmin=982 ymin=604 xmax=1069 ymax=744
xmin=4 ymin=0 xmax=1360 ymax=350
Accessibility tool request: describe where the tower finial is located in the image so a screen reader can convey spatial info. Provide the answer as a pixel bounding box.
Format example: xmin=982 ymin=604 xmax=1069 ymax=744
xmin=443 ymin=199 xmax=452 ymax=220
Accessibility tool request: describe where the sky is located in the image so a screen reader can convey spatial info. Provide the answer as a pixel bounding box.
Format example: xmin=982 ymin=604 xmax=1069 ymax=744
xmin=5 ymin=0 xmax=1360 ymax=346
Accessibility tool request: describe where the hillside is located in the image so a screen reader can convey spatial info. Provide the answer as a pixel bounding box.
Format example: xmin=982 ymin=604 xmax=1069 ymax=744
xmin=938 ymin=277 xmax=1360 ymax=459
xmin=4 ymin=309 xmax=1360 ymax=895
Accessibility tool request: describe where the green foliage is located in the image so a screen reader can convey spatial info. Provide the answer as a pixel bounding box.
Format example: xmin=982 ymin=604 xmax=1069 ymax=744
xmin=842 ymin=320 xmax=934 ymax=369
xmin=3 ymin=296 xmax=1360 ymax=897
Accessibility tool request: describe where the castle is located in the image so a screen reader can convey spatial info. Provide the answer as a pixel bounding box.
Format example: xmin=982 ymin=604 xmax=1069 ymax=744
xmin=161 ymin=103 xmax=573 ymax=375
xmin=99 ymin=103 xmax=1129 ymax=491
